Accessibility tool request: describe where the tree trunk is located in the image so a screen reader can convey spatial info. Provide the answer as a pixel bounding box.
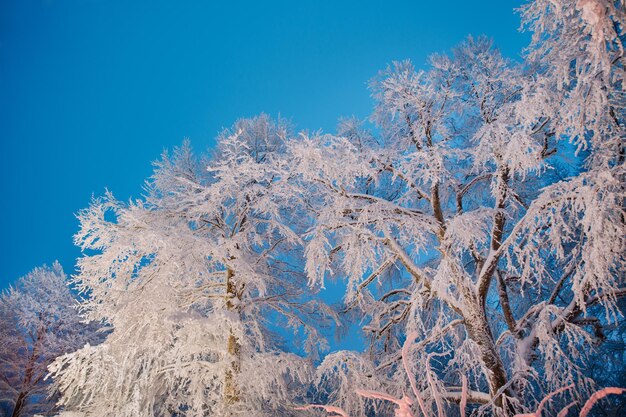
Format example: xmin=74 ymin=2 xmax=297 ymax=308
xmin=463 ymin=303 xmax=509 ymax=410
xmin=224 ymin=268 xmax=241 ymax=406
xmin=11 ymin=343 xmax=38 ymax=417
xmin=10 ymin=392 xmax=26 ymax=417
xmin=463 ymin=165 xmax=512 ymax=411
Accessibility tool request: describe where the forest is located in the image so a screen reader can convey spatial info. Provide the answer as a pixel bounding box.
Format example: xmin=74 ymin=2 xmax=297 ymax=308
xmin=1 ymin=0 xmax=625 ymax=416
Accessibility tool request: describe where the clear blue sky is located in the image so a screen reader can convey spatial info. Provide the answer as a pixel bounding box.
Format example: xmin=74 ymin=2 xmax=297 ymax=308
xmin=0 ymin=0 xmax=528 ymax=288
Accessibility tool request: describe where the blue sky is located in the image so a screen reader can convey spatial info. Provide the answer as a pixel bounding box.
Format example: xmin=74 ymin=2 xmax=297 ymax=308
xmin=0 ymin=0 xmax=528 ymax=289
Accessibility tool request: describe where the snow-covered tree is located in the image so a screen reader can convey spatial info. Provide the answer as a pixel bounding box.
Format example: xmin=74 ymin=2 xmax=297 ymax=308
xmin=300 ymin=333 xmax=626 ymax=417
xmin=45 ymin=1 xmax=625 ymax=416
xmin=0 ymin=263 xmax=93 ymax=417
xmin=290 ymin=1 xmax=625 ymax=415
xmin=49 ymin=115 xmax=334 ymax=417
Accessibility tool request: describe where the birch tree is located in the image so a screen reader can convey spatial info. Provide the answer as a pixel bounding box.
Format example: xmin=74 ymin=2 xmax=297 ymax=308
xmin=291 ymin=0 xmax=625 ymax=414
xmin=0 ymin=263 xmax=92 ymax=417
xmin=49 ymin=115 xmax=333 ymax=417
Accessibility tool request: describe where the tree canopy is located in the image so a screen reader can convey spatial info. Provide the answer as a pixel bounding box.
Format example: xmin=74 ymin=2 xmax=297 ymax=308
xmin=38 ymin=0 xmax=626 ymax=416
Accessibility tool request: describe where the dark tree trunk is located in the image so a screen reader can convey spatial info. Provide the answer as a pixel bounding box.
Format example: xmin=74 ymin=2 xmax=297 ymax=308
xmin=10 ymin=392 xmax=26 ymax=417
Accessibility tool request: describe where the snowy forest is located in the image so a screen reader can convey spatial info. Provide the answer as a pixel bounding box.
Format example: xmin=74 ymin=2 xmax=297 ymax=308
xmin=1 ymin=0 xmax=625 ymax=416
